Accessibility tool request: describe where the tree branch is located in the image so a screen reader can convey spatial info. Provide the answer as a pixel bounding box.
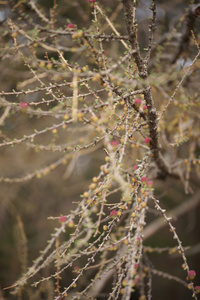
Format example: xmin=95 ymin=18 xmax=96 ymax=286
xmin=171 ymin=3 xmax=200 ymax=64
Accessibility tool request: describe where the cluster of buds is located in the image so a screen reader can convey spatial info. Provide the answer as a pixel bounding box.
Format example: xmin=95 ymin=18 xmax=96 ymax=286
xmin=186 ymin=270 xmax=200 ymax=294
xmin=140 ymin=177 xmax=153 ymax=188
xmin=134 ymin=98 xmax=148 ymax=115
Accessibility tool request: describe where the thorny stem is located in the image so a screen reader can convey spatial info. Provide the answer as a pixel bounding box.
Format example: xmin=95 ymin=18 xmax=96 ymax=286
xmin=122 ymin=0 xmax=177 ymax=178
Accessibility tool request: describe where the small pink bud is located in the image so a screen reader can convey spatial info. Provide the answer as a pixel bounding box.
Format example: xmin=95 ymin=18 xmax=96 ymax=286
xmin=187 ymin=270 xmax=196 ymax=281
xmin=140 ymin=176 xmax=147 ymax=183
xmin=20 ymin=102 xmax=28 ymax=109
xmin=134 ymin=98 xmax=142 ymax=108
xmin=59 ymin=216 xmax=67 ymax=223
xmin=135 ymin=263 xmax=139 ymax=269
xmin=136 ymin=237 xmax=141 ymax=246
xmin=88 ymin=0 xmax=95 ymax=7
xmin=143 ymin=105 xmax=148 ymax=114
xmin=74 ymin=266 xmax=80 ymax=273
xmin=67 ymin=23 xmax=75 ymax=29
xmin=110 ymin=210 xmax=118 ymax=217
xmin=147 ymin=180 xmax=153 ymax=187
xmin=144 ymin=137 xmax=151 ymax=146
xmin=110 ymin=140 xmax=119 ymax=147
xmin=195 ymin=286 xmax=200 ymax=294
xmin=133 ymin=165 xmax=138 ymax=170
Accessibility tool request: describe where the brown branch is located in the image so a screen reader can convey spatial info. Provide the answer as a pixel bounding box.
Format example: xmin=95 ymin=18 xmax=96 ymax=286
xmin=122 ymin=0 xmax=178 ymax=179
xmin=145 ymin=0 xmax=157 ymax=65
xmin=171 ymin=3 xmax=200 ymax=64
xmin=143 ymin=87 xmax=175 ymax=179
xmin=121 ymin=0 xmax=145 ymax=76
